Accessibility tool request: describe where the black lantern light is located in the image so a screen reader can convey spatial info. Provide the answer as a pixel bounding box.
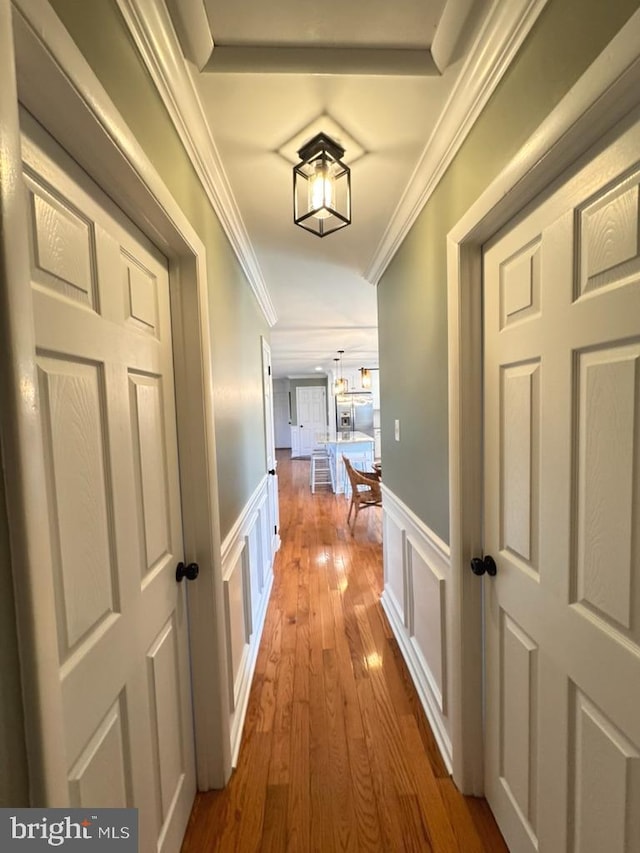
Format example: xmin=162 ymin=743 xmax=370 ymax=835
xmin=293 ymin=132 xmax=351 ymax=237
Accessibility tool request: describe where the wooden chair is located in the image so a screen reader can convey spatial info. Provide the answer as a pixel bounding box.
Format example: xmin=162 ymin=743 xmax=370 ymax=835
xmin=342 ymin=455 xmax=382 ymax=530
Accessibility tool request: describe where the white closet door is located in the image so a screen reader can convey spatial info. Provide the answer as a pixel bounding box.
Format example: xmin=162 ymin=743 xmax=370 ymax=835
xmin=483 ymin=110 xmax=640 ymax=852
xmin=296 ymin=386 xmax=327 ymax=455
xmin=22 ymin=112 xmax=196 ymax=853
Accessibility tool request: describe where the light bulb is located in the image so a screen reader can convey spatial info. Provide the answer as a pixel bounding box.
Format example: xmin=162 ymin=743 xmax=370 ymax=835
xmin=309 ymin=162 xmax=334 ymax=219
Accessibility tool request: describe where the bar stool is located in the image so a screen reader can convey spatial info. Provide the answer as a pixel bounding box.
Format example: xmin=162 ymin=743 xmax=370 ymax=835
xmin=310 ymin=437 xmax=333 ymax=493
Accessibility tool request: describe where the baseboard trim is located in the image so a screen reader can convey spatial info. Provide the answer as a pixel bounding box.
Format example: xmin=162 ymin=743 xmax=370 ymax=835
xmin=381 ymin=589 xmax=453 ymax=774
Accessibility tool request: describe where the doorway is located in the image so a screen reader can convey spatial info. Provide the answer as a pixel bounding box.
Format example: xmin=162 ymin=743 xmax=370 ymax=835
xmin=21 ymin=111 xmax=196 ymax=851
xmin=4 ymin=3 xmax=232 ymax=814
xmin=296 ymin=385 xmax=328 ymax=457
xmin=447 ymin=20 xmax=640 ymax=849
xmin=482 ymin=110 xmax=640 ymax=850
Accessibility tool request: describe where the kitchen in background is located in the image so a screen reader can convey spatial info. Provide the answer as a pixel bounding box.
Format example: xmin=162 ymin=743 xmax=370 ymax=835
xmin=336 ymin=392 xmax=374 ymax=437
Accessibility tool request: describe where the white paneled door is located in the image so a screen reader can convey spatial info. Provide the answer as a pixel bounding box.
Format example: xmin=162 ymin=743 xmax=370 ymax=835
xmin=21 ymin=113 xmax=195 ymax=851
xmin=262 ymin=338 xmax=280 ymax=558
xmin=296 ymin=385 xmax=327 ymax=456
xmin=482 ymin=112 xmax=640 ymax=852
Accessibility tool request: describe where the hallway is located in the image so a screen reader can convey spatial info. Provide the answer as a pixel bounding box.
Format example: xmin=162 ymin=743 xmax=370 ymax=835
xmin=181 ymin=452 xmax=507 ymax=851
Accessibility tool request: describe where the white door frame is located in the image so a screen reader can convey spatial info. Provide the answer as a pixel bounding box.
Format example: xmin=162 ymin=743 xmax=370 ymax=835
xmin=261 ymin=337 xmax=280 ymax=554
xmin=261 ymin=337 xmax=276 ymax=473
xmin=3 ymin=0 xmax=232 ymax=801
xmin=446 ymin=10 xmax=640 ymax=794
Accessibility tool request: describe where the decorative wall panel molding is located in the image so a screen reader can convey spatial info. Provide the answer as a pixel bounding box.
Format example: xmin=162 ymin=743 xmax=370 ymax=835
xmin=380 ymin=485 xmax=453 ymax=771
xmin=221 ymin=476 xmax=276 ymax=764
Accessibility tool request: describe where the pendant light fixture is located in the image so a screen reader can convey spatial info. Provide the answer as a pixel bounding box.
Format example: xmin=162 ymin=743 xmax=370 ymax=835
xmin=334 ymin=350 xmax=348 ymax=395
xmin=359 ymin=367 xmax=379 ymax=389
xmin=293 ymin=132 xmax=351 ymax=237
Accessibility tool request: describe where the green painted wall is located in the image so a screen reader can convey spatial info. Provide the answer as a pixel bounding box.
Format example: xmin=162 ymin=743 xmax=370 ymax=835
xmin=378 ymin=0 xmax=640 ymax=542
xmin=49 ymin=0 xmax=270 ymax=537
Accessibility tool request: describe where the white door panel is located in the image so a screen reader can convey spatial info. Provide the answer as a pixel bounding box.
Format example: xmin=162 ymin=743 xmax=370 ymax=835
xmin=296 ymin=386 xmax=327 ymax=456
xmin=22 ymin=112 xmax=195 ymax=852
xmin=262 ymin=338 xmax=279 ymax=556
xmin=483 ymin=112 xmax=640 ymax=852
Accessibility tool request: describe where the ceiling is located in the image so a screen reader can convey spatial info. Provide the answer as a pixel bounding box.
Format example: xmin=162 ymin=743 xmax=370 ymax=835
xmin=164 ymin=0 xmax=492 ymax=378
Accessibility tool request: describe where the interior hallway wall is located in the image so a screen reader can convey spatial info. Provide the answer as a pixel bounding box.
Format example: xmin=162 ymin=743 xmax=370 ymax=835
xmin=0 ymin=0 xmax=273 ymax=805
xmin=49 ymin=0 xmax=271 ymax=538
xmin=377 ymin=0 xmax=640 ymax=541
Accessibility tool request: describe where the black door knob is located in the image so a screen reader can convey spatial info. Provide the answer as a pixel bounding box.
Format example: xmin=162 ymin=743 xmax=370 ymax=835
xmin=470 ymin=555 xmax=497 ymax=577
xmin=268 ymin=468 xmax=276 ymax=475
xmin=176 ymin=561 xmax=199 ymax=582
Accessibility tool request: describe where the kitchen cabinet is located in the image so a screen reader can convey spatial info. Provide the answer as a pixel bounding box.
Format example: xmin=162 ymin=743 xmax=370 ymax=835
xmin=323 ymin=432 xmax=375 ymax=496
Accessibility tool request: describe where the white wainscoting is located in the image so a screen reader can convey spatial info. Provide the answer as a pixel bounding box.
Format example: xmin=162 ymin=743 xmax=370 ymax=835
xmin=221 ymin=475 xmax=277 ymax=765
xmin=380 ymin=485 xmax=453 ymax=772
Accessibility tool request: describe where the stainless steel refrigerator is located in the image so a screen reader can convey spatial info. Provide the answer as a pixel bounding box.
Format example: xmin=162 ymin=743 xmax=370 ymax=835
xmin=335 ymin=393 xmax=374 ymax=436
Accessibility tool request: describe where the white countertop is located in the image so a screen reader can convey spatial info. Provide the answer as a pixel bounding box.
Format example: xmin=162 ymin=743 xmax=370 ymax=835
xmin=326 ymin=431 xmax=375 ymax=444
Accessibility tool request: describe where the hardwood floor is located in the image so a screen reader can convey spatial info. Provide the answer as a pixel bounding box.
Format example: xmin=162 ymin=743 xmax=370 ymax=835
xmin=181 ymin=451 xmax=507 ymax=852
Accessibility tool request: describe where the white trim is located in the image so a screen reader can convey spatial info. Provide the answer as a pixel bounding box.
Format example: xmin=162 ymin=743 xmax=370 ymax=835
xmin=11 ymin=0 xmax=235 ymax=792
xmin=260 ymin=336 xmax=281 ymax=555
xmin=164 ymin=0 xmax=213 ymax=70
xmin=205 ymin=44 xmax=440 ymax=75
xmin=115 ymin=0 xmax=278 ymax=328
xmin=229 ymin=567 xmax=273 ymax=767
xmin=163 ymin=0 xmax=471 ymax=76
xmin=381 ymin=487 xmax=453 ymax=773
xmin=221 ymin=475 xmax=268 ymax=563
xmin=381 ymin=484 xmax=451 ymax=561
xmin=447 ymin=9 xmax=640 ymax=794
xmin=431 ymin=0 xmax=478 ymax=73
xmin=220 ymin=481 xmax=276 ymax=766
xmin=221 ymin=537 xmax=250 ymax=713
xmin=365 ymin=0 xmax=550 ymax=285
xmin=0 ymin=0 xmax=67 ymax=803
xmin=380 ymin=590 xmax=452 ymax=771
xmin=106 ymin=0 xmax=548 ymax=301
xmin=406 ymin=539 xmax=447 ymax=715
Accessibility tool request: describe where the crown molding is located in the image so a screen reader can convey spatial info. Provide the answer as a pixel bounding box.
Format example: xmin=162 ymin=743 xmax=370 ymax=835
xmin=365 ymin=0 xmax=550 ymax=285
xmin=204 ymin=45 xmax=439 ymax=75
xmin=431 ymin=0 xmax=478 ymax=73
xmin=164 ymin=0 xmax=213 ymax=70
xmin=116 ymin=0 xmax=548 ymax=304
xmin=115 ymin=0 xmax=278 ymax=327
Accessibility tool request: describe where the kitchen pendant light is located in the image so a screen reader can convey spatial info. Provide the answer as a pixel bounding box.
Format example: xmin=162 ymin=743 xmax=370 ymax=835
xmin=334 ymin=351 xmax=348 ymax=395
xmin=360 ymin=368 xmax=371 ymax=389
xmin=293 ymin=133 xmax=351 ymax=237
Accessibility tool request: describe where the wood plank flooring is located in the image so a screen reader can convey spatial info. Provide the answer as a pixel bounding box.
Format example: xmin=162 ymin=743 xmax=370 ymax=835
xmin=181 ymin=451 xmax=508 ymax=852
